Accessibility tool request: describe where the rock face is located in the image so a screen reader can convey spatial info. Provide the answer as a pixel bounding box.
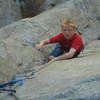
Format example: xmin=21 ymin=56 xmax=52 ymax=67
xmin=40 ymin=0 xmax=68 ymax=10
xmin=0 ymin=0 xmax=22 ymax=28
xmin=0 ymin=40 xmax=100 ymax=100
xmin=0 ymin=0 xmax=99 ymax=81
xmin=0 ymin=0 xmax=67 ymax=28
xmin=15 ymin=40 xmax=100 ymax=100
xmin=0 ymin=0 xmax=100 ymax=99
xmin=15 ymin=0 xmax=45 ymax=17
xmin=0 ymin=0 xmax=46 ymax=28
xmin=0 ymin=0 xmax=52 ymax=28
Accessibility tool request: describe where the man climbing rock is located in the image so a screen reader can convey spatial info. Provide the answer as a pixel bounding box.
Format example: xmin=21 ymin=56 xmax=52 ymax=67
xmin=35 ymin=19 xmax=84 ymax=61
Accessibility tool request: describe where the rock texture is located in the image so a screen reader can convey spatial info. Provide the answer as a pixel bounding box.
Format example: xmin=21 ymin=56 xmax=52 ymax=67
xmin=0 ymin=40 xmax=100 ymax=100
xmin=16 ymin=0 xmax=45 ymax=17
xmin=40 ymin=0 xmax=68 ymax=10
xmin=0 ymin=0 xmax=100 ymax=99
xmin=0 ymin=0 xmax=50 ymax=28
xmin=0 ymin=0 xmax=99 ymax=81
xmin=16 ymin=40 xmax=100 ymax=100
xmin=0 ymin=0 xmax=22 ymax=28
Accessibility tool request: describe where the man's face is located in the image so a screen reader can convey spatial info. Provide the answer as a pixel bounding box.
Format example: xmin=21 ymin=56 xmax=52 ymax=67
xmin=62 ymin=24 xmax=75 ymax=40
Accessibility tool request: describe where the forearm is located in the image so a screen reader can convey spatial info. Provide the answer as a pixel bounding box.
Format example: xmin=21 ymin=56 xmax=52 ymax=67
xmin=56 ymin=52 xmax=74 ymax=60
xmin=40 ymin=39 xmax=49 ymax=46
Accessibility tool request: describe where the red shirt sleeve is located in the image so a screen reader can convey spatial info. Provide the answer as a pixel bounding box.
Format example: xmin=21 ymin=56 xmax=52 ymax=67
xmin=49 ymin=33 xmax=62 ymax=43
xmin=71 ymin=38 xmax=84 ymax=52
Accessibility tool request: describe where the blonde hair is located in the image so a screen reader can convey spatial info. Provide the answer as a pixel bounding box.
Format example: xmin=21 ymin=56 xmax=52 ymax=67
xmin=64 ymin=19 xmax=77 ymax=30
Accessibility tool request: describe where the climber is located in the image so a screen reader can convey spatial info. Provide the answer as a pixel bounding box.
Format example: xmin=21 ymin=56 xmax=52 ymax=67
xmin=35 ymin=19 xmax=84 ymax=61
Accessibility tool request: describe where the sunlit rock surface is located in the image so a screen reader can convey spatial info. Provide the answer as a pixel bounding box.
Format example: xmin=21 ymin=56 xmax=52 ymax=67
xmin=15 ymin=40 xmax=100 ymax=100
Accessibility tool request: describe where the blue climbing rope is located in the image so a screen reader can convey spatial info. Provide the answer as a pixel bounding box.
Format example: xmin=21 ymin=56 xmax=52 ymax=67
xmin=0 ymin=78 xmax=24 ymax=94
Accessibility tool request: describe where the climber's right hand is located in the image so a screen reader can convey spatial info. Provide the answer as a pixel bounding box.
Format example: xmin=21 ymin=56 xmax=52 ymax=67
xmin=35 ymin=39 xmax=49 ymax=50
xmin=35 ymin=44 xmax=43 ymax=50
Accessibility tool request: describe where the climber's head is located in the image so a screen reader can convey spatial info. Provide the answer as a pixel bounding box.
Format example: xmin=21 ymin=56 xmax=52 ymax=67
xmin=62 ymin=19 xmax=77 ymax=40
